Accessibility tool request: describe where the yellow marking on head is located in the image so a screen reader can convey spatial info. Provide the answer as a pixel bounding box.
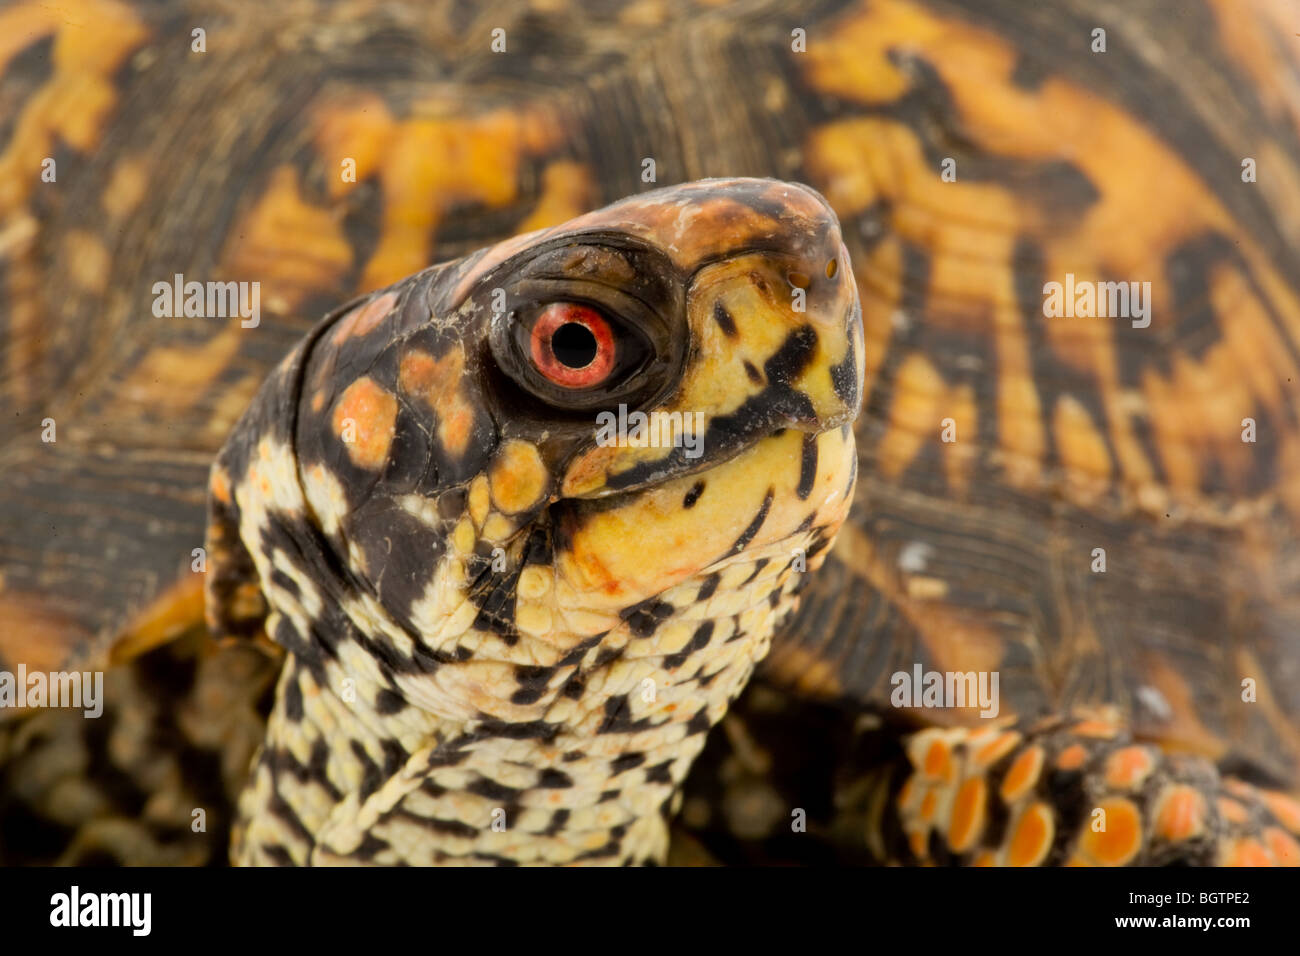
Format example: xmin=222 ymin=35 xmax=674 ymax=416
xmin=468 ymin=476 xmax=491 ymax=527
xmin=488 ymin=440 xmax=548 ymax=514
xmin=558 ymin=427 xmax=855 ymax=606
xmin=481 ymin=512 xmax=515 ymax=542
xmin=517 ymin=566 xmax=553 ymax=601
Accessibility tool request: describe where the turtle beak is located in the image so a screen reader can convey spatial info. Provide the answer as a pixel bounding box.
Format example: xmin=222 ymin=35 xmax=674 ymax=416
xmin=681 ymin=230 xmax=864 ymax=436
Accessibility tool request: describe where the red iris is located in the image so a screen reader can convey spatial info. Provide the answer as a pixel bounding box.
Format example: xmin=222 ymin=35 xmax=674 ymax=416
xmin=529 ymin=303 xmax=616 ymax=388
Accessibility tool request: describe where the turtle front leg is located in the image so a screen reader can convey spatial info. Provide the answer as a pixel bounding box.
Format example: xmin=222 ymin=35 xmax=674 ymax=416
xmin=868 ymin=712 xmax=1300 ymax=866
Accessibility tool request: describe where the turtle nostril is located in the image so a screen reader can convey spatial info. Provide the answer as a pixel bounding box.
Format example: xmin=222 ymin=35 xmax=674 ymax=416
xmin=826 ymin=258 xmax=838 ymax=279
xmin=551 ymin=321 xmax=599 ymax=369
xmin=788 ymin=271 xmax=811 ymax=289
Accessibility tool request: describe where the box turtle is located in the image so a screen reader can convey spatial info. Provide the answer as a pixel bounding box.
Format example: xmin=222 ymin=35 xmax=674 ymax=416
xmin=2 ymin=0 xmax=1300 ymax=867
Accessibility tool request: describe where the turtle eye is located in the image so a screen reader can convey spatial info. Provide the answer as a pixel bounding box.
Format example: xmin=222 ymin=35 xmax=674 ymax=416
xmin=529 ymin=303 xmax=617 ymax=389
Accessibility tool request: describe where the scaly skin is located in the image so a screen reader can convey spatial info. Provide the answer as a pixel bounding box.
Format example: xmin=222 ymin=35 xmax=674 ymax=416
xmin=206 ymin=179 xmax=865 ymax=864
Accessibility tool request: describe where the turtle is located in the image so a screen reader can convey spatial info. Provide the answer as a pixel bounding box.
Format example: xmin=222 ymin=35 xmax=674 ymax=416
xmin=2 ymin=0 xmax=1300 ymax=867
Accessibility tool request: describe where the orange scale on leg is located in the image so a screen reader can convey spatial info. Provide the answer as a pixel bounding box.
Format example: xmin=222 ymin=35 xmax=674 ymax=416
xmin=1103 ymin=746 xmax=1156 ymax=791
xmin=1261 ymin=791 xmax=1300 ymax=834
xmin=1006 ymin=802 xmax=1054 ymax=867
xmin=1223 ymin=778 xmax=1257 ymax=800
xmin=908 ymin=829 xmax=929 ymax=862
xmin=973 ymin=731 xmax=1022 ymax=770
xmin=897 ymin=775 xmax=918 ymax=813
xmin=922 ymin=739 xmax=952 ymax=781
xmin=1055 ymin=743 xmax=1089 ymax=771
xmin=1079 ymin=797 xmax=1143 ymax=866
xmin=1264 ymin=828 xmax=1300 ymax=866
xmin=919 ymin=787 xmax=939 ymax=824
xmin=1217 ymin=797 xmax=1250 ymax=825
xmin=1070 ymin=718 xmax=1119 ymax=739
xmin=1152 ymin=785 xmax=1208 ymax=843
xmin=999 ymin=745 xmax=1045 ymax=804
xmin=946 ymin=777 xmax=988 ymax=853
xmin=1220 ymin=838 xmax=1276 ymax=867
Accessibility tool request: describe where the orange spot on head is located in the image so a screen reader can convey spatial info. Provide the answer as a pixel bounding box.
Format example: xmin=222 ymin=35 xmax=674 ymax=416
xmin=1006 ymin=802 xmax=1054 ymax=867
xmin=398 ymin=347 xmax=475 ymax=458
xmin=1264 ymin=828 xmax=1300 ymax=866
xmin=999 ymin=745 xmax=1045 ymax=804
xmin=1103 ymin=746 xmax=1156 ymax=790
xmin=1055 ymin=743 xmax=1089 ymax=771
xmin=974 ymin=730 xmax=1022 ymax=769
xmin=1221 ymin=838 xmax=1276 ymax=867
xmin=1080 ymin=797 xmax=1143 ymax=866
xmin=331 ymin=376 xmax=398 ymax=470
xmin=947 ymin=777 xmax=988 ymax=853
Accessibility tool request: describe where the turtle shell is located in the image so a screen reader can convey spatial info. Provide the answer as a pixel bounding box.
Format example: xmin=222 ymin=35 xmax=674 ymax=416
xmin=2 ymin=0 xmax=1299 ymax=800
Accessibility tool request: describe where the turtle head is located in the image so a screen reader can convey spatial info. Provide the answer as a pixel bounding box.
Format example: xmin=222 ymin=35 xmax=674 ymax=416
xmin=207 ymin=178 xmax=864 ymax=864
xmin=212 ymin=177 xmax=864 ymax=640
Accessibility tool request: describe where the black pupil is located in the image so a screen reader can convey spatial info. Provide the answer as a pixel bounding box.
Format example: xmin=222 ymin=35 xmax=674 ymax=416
xmin=552 ymin=322 xmax=599 ymax=369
